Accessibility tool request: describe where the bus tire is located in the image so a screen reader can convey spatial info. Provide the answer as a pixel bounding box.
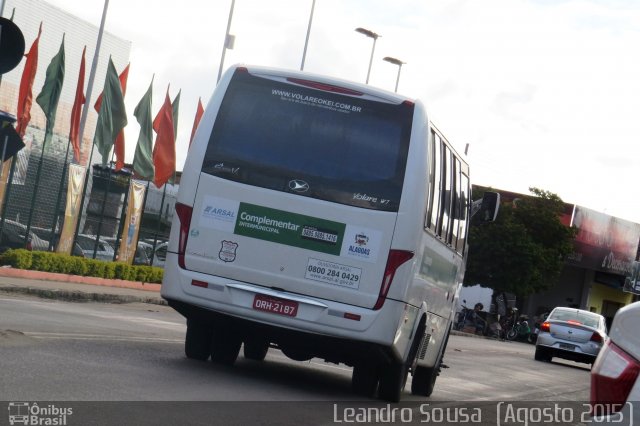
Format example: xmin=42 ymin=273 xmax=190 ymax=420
xmin=411 ymin=365 xmax=437 ymax=396
xmin=378 ymin=361 xmax=408 ymax=403
xmin=352 ymin=363 xmax=379 ymax=398
xmin=243 ymin=340 xmax=269 ymax=361
xmin=210 ymin=326 xmax=242 ymax=365
xmin=412 ymin=324 xmax=450 ymax=397
xmin=185 ymin=319 xmax=213 ymax=361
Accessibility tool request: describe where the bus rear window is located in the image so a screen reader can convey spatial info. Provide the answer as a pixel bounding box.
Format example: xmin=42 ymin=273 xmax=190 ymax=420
xmin=202 ymin=70 xmax=413 ymax=212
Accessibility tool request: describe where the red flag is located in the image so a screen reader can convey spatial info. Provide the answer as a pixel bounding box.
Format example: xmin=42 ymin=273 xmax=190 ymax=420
xmin=152 ymin=86 xmax=175 ymax=188
xmin=189 ymin=97 xmax=204 ymax=148
xmin=70 ymin=46 xmax=86 ymax=163
xmin=94 ymin=63 xmax=129 ymax=170
xmin=15 ymin=23 xmax=43 ymax=138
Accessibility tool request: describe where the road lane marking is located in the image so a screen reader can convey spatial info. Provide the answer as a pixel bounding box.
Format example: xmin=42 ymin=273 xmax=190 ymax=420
xmin=23 ymin=331 xmax=183 ymax=344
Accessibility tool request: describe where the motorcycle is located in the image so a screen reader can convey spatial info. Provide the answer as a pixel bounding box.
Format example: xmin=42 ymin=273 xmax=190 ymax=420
xmin=527 ymin=312 xmax=550 ymax=344
xmin=454 ymin=302 xmax=474 ymax=331
xmin=506 ymin=314 xmax=532 ymax=341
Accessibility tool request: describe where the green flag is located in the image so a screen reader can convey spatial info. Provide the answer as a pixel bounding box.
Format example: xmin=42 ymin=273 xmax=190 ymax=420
xmin=36 ymin=35 xmax=65 ymax=148
xmin=171 ymin=89 xmax=181 ymax=137
xmin=93 ymin=57 xmax=127 ymax=165
xmin=132 ymin=78 xmax=154 ymax=180
xmin=168 ymin=90 xmax=180 ymax=184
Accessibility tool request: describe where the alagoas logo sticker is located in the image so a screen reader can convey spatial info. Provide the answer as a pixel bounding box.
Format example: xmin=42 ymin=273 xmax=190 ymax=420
xmin=341 ymin=226 xmax=382 ymax=263
xmin=219 ymin=240 xmax=238 ymax=262
xmin=355 ymin=233 xmax=369 ymax=246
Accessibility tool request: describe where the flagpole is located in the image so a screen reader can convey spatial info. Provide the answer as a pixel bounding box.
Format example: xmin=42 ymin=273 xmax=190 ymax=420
xmin=112 ymin=175 xmax=131 ymax=261
xmin=92 ymin=151 xmax=115 ymax=259
xmin=151 ymin=181 xmax=167 ymax=266
xmin=72 ymin=140 xmax=96 ymax=251
xmin=139 ymin=179 xmax=151 ymax=264
xmin=77 ymin=0 xmax=109 ymax=156
xmin=48 ymin=132 xmax=72 ymax=250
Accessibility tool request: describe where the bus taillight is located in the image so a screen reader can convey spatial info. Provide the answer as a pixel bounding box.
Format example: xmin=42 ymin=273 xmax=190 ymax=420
xmin=374 ymin=250 xmax=414 ymax=310
xmin=175 ymin=203 xmax=193 ymax=269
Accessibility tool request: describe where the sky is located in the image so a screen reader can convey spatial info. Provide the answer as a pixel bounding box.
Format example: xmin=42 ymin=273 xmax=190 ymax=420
xmin=11 ymin=0 xmax=640 ymax=224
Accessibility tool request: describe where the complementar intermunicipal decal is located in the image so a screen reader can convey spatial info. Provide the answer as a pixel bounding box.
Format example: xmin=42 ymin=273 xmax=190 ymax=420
xmin=198 ymin=196 xmax=381 ymax=260
xmin=234 ymin=202 xmax=345 ymax=255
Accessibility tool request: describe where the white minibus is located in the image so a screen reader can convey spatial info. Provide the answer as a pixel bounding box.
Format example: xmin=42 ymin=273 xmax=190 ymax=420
xmin=161 ymin=64 xmax=498 ymax=402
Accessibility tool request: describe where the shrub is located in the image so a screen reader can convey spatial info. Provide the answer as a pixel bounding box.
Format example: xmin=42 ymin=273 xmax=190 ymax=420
xmin=85 ymin=259 xmax=106 ymax=277
xmin=0 ymin=249 xmax=163 ymax=283
xmin=149 ymin=267 xmax=164 ymax=284
xmin=31 ymin=251 xmax=54 ymax=272
xmin=49 ymin=254 xmax=71 ymax=274
xmin=103 ymin=262 xmax=116 ymax=279
xmin=68 ymin=256 xmax=89 ymax=276
xmin=113 ymin=262 xmax=134 ymax=281
xmin=0 ymin=249 xmax=33 ymax=269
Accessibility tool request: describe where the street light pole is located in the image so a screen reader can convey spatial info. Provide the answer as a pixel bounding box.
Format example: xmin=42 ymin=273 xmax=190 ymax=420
xmin=78 ymin=0 xmax=109 ymax=157
xmin=300 ymin=0 xmax=316 ymax=71
xmin=383 ymin=56 xmax=405 ymax=93
xmin=355 ymin=27 xmax=380 ymax=84
xmin=217 ymin=0 xmax=236 ymax=83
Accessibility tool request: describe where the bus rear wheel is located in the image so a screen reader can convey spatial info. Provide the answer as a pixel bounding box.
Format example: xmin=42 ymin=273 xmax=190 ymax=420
xmin=352 ymin=363 xmax=379 ymax=398
xmin=412 ymin=324 xmax=450 ymax=397
xmin=411 ymin=365 xmax=438 ymax=396
xmin=378 ymin=361 xmax=408 ymax=403
xmin=243 ymin=340 xmax=269 ymax=361
xmin=210 ymin=326 xmax=242 ymax=365
xmin=185 ymin=319 xmax=213 ymax=361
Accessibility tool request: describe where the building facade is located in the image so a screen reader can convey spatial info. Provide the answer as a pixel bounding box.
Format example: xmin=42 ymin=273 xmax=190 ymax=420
xmin=524 ymin=204 xmax=639 ymax=328
xmin=480 ymin=188 xmax=640 ymax=328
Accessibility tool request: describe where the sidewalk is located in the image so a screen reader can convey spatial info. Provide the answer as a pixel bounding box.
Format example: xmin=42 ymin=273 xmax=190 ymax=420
xmin=0 ymin=267 xmax=165 ymax=305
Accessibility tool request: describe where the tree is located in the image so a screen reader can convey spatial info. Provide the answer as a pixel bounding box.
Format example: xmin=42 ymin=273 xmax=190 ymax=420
xmin=464 ymin=187 xmax=577 ymax=298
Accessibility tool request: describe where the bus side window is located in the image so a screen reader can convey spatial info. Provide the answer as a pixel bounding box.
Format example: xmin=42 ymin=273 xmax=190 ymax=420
xmin=439 ymin=144 xmax=452 ymax=240
xmin=425 ymin=129 xmax=434 ymax=230
xmin=457 ymin=172 xmax=470 ymax=254
xmin=450 ymin=157 xmax=461 ymax=248
xmin=428 ymin=131 xmax=442 ymax=233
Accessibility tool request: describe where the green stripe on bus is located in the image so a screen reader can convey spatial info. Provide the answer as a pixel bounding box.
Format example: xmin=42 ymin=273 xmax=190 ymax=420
xmin=234 ymin=202 xmax=345 ymax=255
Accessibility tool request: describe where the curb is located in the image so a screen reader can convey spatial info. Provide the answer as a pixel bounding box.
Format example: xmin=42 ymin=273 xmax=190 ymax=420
xmin=0 ymin=285 xmax=167 ymax=306
xmin=0 ymin=267 xmax=161 ymax=292
xmin=450 ymin=329 xmax=501 ymax=341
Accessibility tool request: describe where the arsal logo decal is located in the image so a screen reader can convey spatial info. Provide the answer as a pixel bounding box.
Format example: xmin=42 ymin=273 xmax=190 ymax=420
xmin=199 ymin=196 xmax=240 ymax=233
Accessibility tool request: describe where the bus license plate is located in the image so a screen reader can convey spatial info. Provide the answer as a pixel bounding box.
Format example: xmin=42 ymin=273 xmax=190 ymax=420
xmin=253 ymin=295 xmax=298 ymax=317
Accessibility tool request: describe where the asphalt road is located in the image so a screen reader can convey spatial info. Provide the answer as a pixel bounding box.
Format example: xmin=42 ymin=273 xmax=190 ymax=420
xmin=0 ymin=294 xmax=594 ymax=425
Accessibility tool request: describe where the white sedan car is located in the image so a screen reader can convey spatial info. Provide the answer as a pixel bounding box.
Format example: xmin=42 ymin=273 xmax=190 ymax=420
xmin=590 ymin=301 xmax=640 ymax=425
xmin=535 ymin=307 xmax=607 ymax=365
